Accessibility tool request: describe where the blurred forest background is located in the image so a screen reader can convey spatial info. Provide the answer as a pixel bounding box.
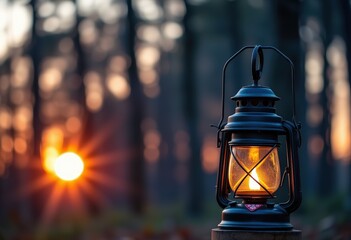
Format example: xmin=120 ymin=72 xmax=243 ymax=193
xmin=0 ymin=0 xmax=351 ymax=239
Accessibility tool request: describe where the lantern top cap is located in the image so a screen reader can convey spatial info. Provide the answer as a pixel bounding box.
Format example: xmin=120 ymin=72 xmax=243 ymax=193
xmin=231 ymin=84 xmax=280 ymax=101
xmin=230 ymin=45 xmax=279 ymax=101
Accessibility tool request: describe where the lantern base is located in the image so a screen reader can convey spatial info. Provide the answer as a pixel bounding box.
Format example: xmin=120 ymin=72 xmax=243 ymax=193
xmin=218 ymin=202 xmax=293 ymax=230
xmin=211 ymin=228 xmax=301 ymax=240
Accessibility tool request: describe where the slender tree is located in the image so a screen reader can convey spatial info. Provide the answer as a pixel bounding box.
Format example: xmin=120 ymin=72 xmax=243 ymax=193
xmin=275 ymin=1 xmax=309 ymax=195
xmin=29 ymin=0 xmax=46 ymax=219
xmin=338 ymin=0 xmax=351 ymax=196
xmin=72 ymin=0 xmax=101 ymax=214
xmin=183 ymin=1 xmax=204 ymax=216
xmin=126 ymin=0 xmax=146 ymax=214
xmin=275 ymin=1 xmax=301 ymax=118
xmin=317 ymin=0 xmax=335 ymax=196
xmin=339 ymin=0 xmax=351 ymax=90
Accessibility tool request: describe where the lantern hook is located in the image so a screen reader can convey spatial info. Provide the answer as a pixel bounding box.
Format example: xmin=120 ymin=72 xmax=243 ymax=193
xmin=251 ymin=45 xmax=264 ymax=85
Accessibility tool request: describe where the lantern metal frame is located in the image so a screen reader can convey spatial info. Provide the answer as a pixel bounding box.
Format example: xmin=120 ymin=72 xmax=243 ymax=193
xmin=212 ymin=45 xmax=302 ymax=230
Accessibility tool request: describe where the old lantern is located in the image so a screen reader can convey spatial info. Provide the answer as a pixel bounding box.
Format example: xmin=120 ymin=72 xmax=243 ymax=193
xmin=213 ymin=45 xmax=302 ymax=230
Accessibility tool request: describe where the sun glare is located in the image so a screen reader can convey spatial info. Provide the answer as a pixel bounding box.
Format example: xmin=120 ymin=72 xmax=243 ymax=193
xmin=54 ymin=152 xmax=84 ymax=181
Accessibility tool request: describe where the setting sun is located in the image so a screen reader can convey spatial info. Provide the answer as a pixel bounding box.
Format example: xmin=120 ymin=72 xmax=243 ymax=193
xmin=54 ymin=152 xmax=84 ymax=181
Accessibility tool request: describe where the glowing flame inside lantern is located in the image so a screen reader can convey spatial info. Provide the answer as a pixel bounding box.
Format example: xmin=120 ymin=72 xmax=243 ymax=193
xmin=249 ymin=168 xmax=261 ymax=190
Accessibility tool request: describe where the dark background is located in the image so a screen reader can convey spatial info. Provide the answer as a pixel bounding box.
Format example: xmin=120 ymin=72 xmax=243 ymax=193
xmin=0 ymin=0 xmax=350 ymax=239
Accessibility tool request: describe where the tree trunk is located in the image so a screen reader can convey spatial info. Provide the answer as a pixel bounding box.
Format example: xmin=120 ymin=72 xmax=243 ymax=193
xmin=29 ymin=0 xmax=46 ymax=219
xmin=126 ymin=0 xmax=146 ymax=214
xmin=183 ymin=1 xmax=204 ymax=217
xmin=275 ymin=1 xmax=309 ymax=195
xmin=338 ymin=0 xmax=351 ymax=196
xmin=317 ymin=0 xmax=335 ymax=196
xmin=72 ymin=0 xmax=101 ymax=214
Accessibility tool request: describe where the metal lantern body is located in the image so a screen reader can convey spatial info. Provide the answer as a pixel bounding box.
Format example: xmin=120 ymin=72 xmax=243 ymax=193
xmin=214 ymin=46 xmax=302 ymax=230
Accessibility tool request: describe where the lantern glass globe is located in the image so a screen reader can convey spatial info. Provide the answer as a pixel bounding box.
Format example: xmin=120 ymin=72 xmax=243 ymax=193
xmin=228 ymin=146 xmax=281 ymax=198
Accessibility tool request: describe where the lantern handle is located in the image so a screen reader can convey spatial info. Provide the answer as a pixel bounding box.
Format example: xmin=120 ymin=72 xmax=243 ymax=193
xmin=281 ymin=120 xmax=302 ymax=213
xmin=212 ymin=45 xmax=255 ymax=147
xmin=213 ymin=45 xmax=298 ymax=147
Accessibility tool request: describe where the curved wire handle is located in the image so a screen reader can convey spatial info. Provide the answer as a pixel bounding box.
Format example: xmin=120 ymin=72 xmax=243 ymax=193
xmin=212 ymin=45 xmax=297 ymax=147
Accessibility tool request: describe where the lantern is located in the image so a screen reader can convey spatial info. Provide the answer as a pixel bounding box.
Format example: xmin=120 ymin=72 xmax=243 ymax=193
xmin=213 ymin=45 xmax=302 ymax=230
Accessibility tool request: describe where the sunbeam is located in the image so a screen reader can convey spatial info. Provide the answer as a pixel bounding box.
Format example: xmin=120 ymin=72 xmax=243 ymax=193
xmin=41 ymin=181 xmax=66 ymax=225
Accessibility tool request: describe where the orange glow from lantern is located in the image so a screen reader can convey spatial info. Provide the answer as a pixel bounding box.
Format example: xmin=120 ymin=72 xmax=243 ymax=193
xmin=228 ymin=146 xmax=281 ymax=197
xmin=249 ymin=168 xmax=260 ymax=190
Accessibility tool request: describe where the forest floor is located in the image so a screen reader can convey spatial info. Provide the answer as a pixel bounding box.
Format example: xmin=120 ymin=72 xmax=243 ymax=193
xmin=2 ymin=197 xmax=351 ymax=239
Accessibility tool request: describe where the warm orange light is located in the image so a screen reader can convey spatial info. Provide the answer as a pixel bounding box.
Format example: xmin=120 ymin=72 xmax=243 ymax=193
xmin=41 ymin=126 xmax=64 ymax=173
xmin=54 ymin=152 xmax=84 ymax=181
xmin=249 ymin=168 xmax=260 ymax=190
xmin=43 ymin=146 xmax=59 ymax=173
xmin=228 ymin=146 xmax=280 ymax=197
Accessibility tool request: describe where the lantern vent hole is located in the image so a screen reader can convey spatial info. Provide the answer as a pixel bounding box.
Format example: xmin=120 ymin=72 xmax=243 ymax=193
xmin=236 ymin=100 xmax=276 ymax=108
xmin=251 ymin=99 xmax=259 ymax=106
